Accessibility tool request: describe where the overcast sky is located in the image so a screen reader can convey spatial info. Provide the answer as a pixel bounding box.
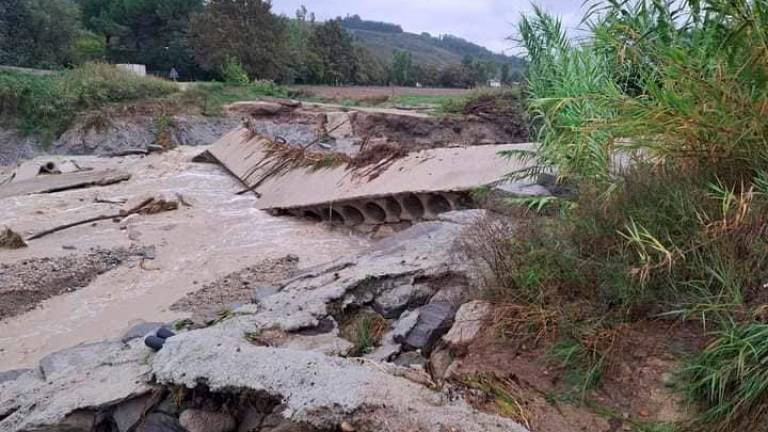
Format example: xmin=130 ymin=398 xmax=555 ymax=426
xmin=270 ymin=1 xmax=584 ymax=55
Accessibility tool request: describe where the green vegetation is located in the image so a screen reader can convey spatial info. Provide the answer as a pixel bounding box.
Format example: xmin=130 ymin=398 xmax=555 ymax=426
xmin=179 ymin=81 xmax=300 ymax=116
xmin=679 ymin=324 xmax=768 ymax=429
xmin=338 ymin=309 xmax=388 ymax=356
xmin=487 ymin=1 xmax=768 ymax=429
xmin=0 ymin=62 xmax=177 ymax=139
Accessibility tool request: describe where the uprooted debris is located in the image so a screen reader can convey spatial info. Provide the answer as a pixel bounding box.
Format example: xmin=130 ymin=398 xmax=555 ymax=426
xmin=27 ymin=194 xmax=184 ymax=241
xmin=0 ymin=227 xmax=26 ymax=250
xmin=0 ymin=245 xmax=155 ymax=320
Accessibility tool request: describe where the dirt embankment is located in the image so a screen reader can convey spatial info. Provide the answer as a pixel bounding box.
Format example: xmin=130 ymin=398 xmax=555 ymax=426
xmin=0 ymin=113 xmax=240 ymax=167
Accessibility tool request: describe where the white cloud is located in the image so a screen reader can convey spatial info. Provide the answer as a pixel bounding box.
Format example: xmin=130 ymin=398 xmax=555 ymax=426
xmin=270 ymin=0 xmax=585 ymax=54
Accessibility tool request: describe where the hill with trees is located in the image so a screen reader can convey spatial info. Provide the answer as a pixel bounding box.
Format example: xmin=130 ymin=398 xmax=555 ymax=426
xmin=0 ymin=1 xmax=524 ymax=88
xmin=339 ymin=15 xmax=526 ymax=75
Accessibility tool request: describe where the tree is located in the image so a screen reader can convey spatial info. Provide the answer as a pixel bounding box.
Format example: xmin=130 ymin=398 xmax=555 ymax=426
xmin=306 ymin=19 xmax=356 ymax=84
xmin=500 ymin=63 xmax=510 ymax=85
xmin=285 ymin=5 xmax=315 ymax=83
xmin=391 ymin=50 xmax=412 ymax=86
xmin=0 ymin=0 xmax=81 ymax=68
xmin=188 ymin=0 xmax=288 ymax=81
xmin=352 ymin=45 xmax=388 ymax=85
xmin=78 ymin=0 xmax=204 ymax=78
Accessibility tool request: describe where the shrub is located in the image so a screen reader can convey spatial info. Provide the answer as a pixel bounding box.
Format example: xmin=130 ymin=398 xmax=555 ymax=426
xmin=219 ymin=56 xmax=250 ymax=85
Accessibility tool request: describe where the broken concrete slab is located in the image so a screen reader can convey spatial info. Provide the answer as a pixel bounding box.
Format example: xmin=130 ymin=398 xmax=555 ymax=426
xmin=0 ymin=169 xmax=131 ymax=199
xmin=152 ymin=331 xmax=527 ymax=432
xmin=0 ymin=339 xmax=151 ymax=432
xmin=207 ymin=128 xmax=540 ymax=225
xmin=227 ymin=210 xmax=485 ymax=333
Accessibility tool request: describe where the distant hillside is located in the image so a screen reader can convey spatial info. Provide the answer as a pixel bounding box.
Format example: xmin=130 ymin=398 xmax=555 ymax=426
xmin=340 ymin=15 xmax=526 ymax=72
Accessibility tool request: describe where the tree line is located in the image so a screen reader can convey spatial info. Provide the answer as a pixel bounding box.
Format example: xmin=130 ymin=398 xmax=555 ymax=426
xmin=0 ymin=0 xmax=515 ymax=87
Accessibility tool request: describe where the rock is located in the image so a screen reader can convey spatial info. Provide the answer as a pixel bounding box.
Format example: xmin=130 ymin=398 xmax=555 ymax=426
xmin=371 ymin=282 xmax=433 ymax=318
xmin=393 ymin=351 xmax=427 ymax=369
xmin=113 ymin=392 xmax=162 ymax=432
xmin=401 ymin=303 xmax=456 ymax=353
xmin=367 ymin=309 xmax=420 ymax=362
xmin=179 ymin=409 xmax=236 ymax=432
xmin=136 ymin=412 xmax=187 ymax=432
xmin=428 ymin=348 xmax=455 ymax=382
xmin=0 ymin=227 xmax=26 ymax=249
xmin=152 ymin=330 xmax=527 ymax=432
xmin=442 ymin=301 xmax=492 ymax=348
xmin=237 ymin=406 xmax=267 ymax=432
xmin=121 ymin=321 xmax=165 ymax=343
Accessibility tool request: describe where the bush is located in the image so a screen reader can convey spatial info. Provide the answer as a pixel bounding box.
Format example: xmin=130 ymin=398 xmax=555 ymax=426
xmin=0 ymin=62 xmax=178 ymax=139
xmin=219 ymin=56 xmax=250 ymax=85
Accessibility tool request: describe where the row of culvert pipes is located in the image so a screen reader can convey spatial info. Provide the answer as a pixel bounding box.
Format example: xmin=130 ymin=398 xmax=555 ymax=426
xmin=279 ymin=191 xmax=475 ymax=226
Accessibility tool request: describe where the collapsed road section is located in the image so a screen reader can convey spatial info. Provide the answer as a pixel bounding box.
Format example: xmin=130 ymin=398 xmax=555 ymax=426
xmin=205 ymin=127 xmax=543 ymax=226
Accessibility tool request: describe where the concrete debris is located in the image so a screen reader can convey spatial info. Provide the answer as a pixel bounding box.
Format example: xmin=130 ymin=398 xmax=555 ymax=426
xmin=0 ymin=169 xmax=131 ymax=199
xmin=0 ymin=211 xmax=529 ymax=432
xmin=0 ymin=227 xmax=26 ymax=250
xmin=153 ymin=332 xmax=525 ymax=432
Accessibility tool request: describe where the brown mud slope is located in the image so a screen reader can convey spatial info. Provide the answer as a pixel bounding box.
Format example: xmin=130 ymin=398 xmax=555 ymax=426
xmin=440 ymin=320 xmax=706 ymax=432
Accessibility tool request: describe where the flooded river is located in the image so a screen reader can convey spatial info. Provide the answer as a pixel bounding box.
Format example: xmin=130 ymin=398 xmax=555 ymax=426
xmin=0 ymin=147 xmax=369 ymax=370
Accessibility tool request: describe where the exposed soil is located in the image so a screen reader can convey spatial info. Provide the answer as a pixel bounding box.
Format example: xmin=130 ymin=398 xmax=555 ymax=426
xmin=442 ymin=320 xmax=707 ymax=432
xmin=0 ymin=245 xmax=154 ymax=320
xmin=351 ymin=110 xmax=530 ymax=149
xmin=293 ymin=85 xmax=472 ymax=100
xmin=170 ymin=254 xmax=301 ymax=323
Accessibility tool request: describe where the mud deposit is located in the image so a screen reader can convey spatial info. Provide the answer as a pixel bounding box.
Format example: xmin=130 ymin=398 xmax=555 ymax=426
xmin=0 ymin=246 xmax=152 ymax=320
xmin=170 ymin=254 xmax=300 ymax=323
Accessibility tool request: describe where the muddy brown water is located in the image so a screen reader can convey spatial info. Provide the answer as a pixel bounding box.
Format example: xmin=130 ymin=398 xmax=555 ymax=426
xmin=0 ymin=148 xmax=369 ymax=370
